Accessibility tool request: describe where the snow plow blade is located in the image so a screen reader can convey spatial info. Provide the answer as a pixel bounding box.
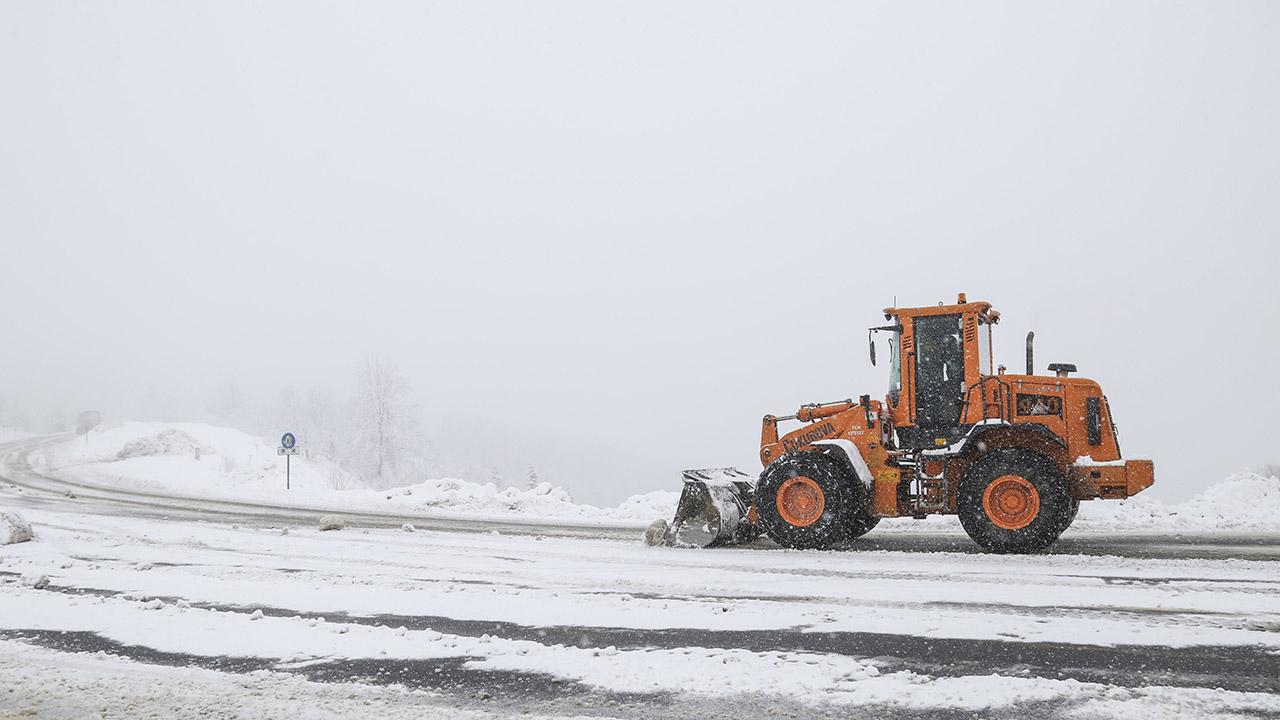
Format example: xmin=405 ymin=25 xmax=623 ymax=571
xmin=644 ymin=468 xmax=762 ymax=548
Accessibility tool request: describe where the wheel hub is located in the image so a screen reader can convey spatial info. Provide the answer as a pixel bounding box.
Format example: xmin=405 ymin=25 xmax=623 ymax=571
xmin=982 ymin=474 xmax=1041 ymax=530
xmin=777 ymin=476 xmax=825 ymax=527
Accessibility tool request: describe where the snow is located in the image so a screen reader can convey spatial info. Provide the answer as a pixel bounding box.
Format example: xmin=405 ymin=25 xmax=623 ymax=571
xmin=1073 ymin=455 xmax=1127 ymax=467
xmin=41 ymin=422 xmax=674 ymax=523
xmin=4 ymin=506 xmax=1277 ymax=652
xmin=0 ymin=508 xmax=32 ymax=545
xmin=1074 ymin=471 xmax=1280 ymax=532
xmin=317 ymin=515 xmax=345 ymax=531
xmin=3 ymin=635 xmax=1273 ymax=720
xmin=49 ymin=422 xmax=349 ymax=494
xmin=604 ymin=488 xmax=681 ymax=520
xmin=0 ymin=639 xmax=503 ymax=720
xmin=113 ymin=427 xmax=208 ymax=461
xmin=1 ymin=505 xmax=1277 ymax=717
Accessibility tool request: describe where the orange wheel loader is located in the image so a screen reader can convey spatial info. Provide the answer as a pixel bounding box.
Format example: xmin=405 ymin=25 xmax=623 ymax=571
xmin=648 ymin=294 xmax=1154 ymax=553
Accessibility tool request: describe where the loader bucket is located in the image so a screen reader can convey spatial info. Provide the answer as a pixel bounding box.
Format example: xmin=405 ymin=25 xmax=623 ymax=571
xmin=647 ymin=468 xmax=762 ymax=548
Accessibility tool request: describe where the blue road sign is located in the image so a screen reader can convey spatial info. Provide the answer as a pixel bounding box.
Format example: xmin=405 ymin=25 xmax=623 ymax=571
xmin=281 ymin=432 xmax=296 ymax=450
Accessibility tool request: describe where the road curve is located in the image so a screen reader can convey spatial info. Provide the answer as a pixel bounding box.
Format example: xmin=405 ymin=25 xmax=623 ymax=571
xmin=0 ymin=435 xmax=641 ymax=541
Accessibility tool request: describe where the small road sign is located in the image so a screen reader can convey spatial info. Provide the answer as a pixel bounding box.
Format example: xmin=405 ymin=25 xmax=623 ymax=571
xmin=279 ymin=432 xmax=299 ymax=489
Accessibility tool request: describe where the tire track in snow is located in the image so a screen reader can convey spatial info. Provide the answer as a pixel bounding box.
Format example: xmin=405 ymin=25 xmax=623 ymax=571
xmin=8 ymin=576 xmax=1278 ymax=695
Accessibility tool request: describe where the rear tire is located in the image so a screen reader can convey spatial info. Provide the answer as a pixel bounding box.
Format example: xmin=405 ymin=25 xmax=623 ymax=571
xmin=1058 ymin=497 xmax=1080 ymax=535
xmin=958 ymin=449 xmax=1072 ymax=553
xmin=756 ymin=452 xmax=857 ymax=550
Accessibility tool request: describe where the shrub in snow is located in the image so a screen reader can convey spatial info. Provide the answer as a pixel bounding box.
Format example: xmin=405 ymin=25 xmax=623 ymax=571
xmin=401 ymin=523 xmax=416 ymax=532
xmin=0 ymin=510 xmax=33 ymax=545
xmin=318 ymin=515 xmax=346 ymax=531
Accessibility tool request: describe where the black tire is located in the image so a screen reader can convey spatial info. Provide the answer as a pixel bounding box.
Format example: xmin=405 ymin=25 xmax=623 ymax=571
xmin=755 ymin=452 xmax=859 ymax=550
xmin=957 ymin=449 xmax=1072 ymax=553
xmin=1058 ymin=497 xmax=1081 ymax=535
xmin=844 ymin=505 xmax=881 ymax=540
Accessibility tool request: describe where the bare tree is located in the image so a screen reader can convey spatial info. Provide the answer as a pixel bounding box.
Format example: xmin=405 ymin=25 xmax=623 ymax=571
xmin=351 ymin=357 xmax=414 ymax=488
xmin=1259 ymin=463 xmax=1280 ymax=480
xmin=526 ymin=466 xmax=540 ymax=490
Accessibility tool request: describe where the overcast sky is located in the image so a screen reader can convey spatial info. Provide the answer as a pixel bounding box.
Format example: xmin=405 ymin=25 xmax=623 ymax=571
xmin=2 ymin=1 xmax=1277 ymax=503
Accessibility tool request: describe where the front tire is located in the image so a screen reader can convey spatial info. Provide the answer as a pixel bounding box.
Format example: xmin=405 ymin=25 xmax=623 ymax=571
xmin=844 ymin=505 xmax=881 ymax=540
xmin=756 ymin=453 xmax=858 ymax=550
xmin=958 ymin=449 xmax=1072 ymax=553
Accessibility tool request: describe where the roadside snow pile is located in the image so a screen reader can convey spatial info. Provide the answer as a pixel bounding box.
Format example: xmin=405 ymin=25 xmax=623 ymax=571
xmin=0 ymin=509 xmax=33 ymax=545
xmin=47 ymin=422 xmax=349 ymax=495
xmin=609 ymin=489 xmax=683 ymax=521
xmin=378 ymin=480 xmax=679 ymax=521
xmin=1075 ymin=471 xmax=1280 ymax=532
xmin=41 ymin=421 xmax=668 ymax=523
xmin=317 ymin=515 xmax=346 ymax=532
xmin=389 ymin=479 xmax=582 ymax=516
xmin=114 ymin=428 xmax=207 ymax=461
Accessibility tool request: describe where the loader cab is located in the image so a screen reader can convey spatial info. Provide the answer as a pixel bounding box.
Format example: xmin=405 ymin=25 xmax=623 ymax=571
xmin=876 ymin=295 xmax=999 ymax=450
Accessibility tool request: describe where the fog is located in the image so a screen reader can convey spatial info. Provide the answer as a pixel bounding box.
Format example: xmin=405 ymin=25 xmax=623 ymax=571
xmin=2 ymin=2 xmax=1277 ymax=504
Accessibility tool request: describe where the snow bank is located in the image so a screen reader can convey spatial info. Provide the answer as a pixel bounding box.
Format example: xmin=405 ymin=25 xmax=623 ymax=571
xmin=375 ymin=480 xmax=679 ymax=521
xmin=317 ymin=515 xmax=346 ymax=532
xmin=385 ymin=479 xmax=582 ymax=516
xmin=0 ymin=509 xmax=33 ymax=545
xmin=48 ymin=422 xmax=349 ymax=495
xmin=610 ymin=489 xmax=683 ymax=521
xmin=113 ymin=428 xmax=207 ymax=461
xmin=1073 ymin=471 xmax=1280 ymax=532
xmin=43 ymin=422 xmax=671 ymax=523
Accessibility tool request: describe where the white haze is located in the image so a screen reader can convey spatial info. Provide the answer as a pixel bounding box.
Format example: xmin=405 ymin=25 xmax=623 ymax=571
xmin=2 ymin=2 xmax=1277 ymax=503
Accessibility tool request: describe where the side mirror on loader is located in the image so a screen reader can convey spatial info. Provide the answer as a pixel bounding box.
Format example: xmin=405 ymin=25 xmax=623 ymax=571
xmin=869 ymin=336 xmax=877 ymax=366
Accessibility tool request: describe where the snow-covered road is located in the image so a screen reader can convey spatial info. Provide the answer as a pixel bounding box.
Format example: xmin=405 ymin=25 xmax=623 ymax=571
xmin=2 ymin=435 xmax=1280 ymax=718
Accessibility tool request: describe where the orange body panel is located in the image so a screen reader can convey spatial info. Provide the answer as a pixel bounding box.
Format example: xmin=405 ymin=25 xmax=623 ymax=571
xmin=756 ymin=295 xmax=1154 ymax=519
xmin=1069 ymin=459 xmax=1154 ymax=499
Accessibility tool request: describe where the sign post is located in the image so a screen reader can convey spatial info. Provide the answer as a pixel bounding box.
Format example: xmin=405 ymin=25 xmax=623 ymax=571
xmin=278 ymin=432 xmax=299 ymax=490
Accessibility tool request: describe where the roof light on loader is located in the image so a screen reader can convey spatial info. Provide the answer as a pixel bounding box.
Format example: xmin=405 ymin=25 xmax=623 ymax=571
xmin=645 ymin=295 xmax=1155 ymax=553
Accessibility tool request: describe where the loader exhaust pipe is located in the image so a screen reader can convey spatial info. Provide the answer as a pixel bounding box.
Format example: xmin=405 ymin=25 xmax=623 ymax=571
xmin=1026 ymin=331 xmax=1035 ymax=375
